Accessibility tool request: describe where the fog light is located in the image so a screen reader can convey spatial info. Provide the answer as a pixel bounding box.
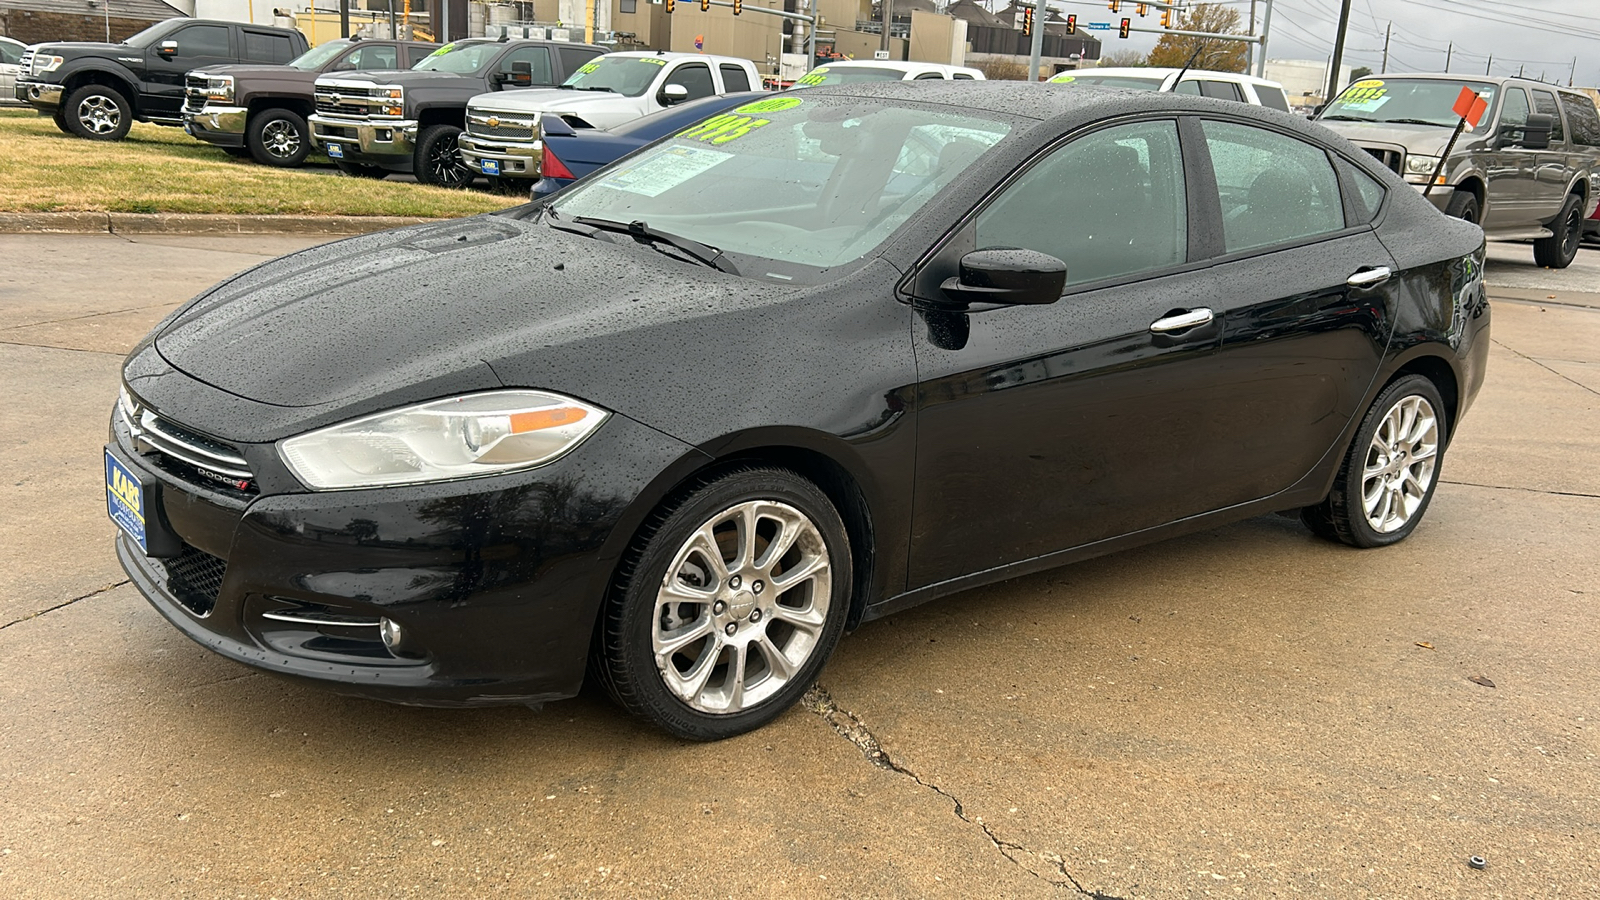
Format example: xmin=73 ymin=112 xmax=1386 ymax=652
xmin=377 ymin=128 xmax=392 ymax=141
xmin=380 ymin=617 xmax=405 ymax=650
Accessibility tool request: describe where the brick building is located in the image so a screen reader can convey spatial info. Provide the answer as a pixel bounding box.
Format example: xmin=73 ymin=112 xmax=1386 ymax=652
xmin=0 ymin=0 xmax=185 ymax=45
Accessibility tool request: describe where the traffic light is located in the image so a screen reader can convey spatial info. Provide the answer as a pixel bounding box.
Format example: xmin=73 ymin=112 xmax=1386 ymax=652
xmin=699 ymin=0 xmax=708 ymax=10
xmin=1160 ymin=9 xmax=1171 ymax=26
xmin=1137 ymin=3 xmax=1148 ymax=14
xmin=665 ymin=0 xmax=674 ymax=11
xmin=733 ymin=0 xmax=741 ymax=13
xmin=1022 ymin=7 xmax=1034 ymax=36
xmin=1065 ymin=13 xmax=1076 ymax=34
xmin=1108 ymin=0 xmax=1121 ymax=12
xmin=1119 ymin=17 xmax=1131 ymax=38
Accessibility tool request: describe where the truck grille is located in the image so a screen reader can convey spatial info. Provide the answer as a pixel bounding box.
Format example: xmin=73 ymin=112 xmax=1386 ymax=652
xmin=120 ymin=393 xmax=256 ymax=494
xmin=466 ymin=112 xmax=538 ymax=141
xmin=183 ymin=74 xmax=208 ymax=114
xmin=313 ymin=80 xmax=402 ymax=119
xmin=1364 ymin=147 xmax=1403 ymax=174
xmin=20 ymin=49 xmax=35 ymax=74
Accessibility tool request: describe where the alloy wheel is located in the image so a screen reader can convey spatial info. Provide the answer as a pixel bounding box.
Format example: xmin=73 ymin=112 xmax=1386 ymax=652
xmin=262 ymin=119 xmax=300 ymax=159
xmin=428 ymin=133 xmax=470 ymax=188
xmin=77 ymin=95 xmax=121 ymax=135
xmin=1562 ymin=204 xmax=1583 ymax=258
xmin=652 ymin=500 xmax=832 ymax=714
xmin=1361 ymin=395 xmax=1439 ymax=533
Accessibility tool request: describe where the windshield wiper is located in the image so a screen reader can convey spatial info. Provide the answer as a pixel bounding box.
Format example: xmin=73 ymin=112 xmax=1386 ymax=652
xmin=1318 ymin=115 xmax=1370 ymax=121
xmin=1381 ymin=118 xmax=1452 ymax=127
xmin=574 ymin=216 xmax=739 ymax=275
xmin=575 ymin=86 xmax=616 ymax=93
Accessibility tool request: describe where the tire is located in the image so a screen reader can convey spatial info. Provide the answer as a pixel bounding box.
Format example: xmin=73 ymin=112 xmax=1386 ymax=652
xmin=334 ymin=160 xmax=388 ymax=180
xmin=63 ymin=84 xmax=132 ymax=141
xmin=1533 ymin=193 xmax=1584 ymax=269
xmin=246 ymin=108 xmax=309 ymax=167
xmin=51 ymin=106 xmax=71 ymax=134
xmin=1301 ymin=374 xmax=1447 ymax=548
xmin=595 ymin=467 xmax=853 ymax=741
xmin=414 ymin=124 xmax=474 ymax=189
xmin=1444 ymin=191 xmax=1480 ymax=226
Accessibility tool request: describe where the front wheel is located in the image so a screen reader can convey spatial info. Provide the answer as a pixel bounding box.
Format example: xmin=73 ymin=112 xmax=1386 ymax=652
xmin=1533 ymin=193 xmax=1584 ymax=269
xmin=247 ymin=108 xmax=310 ymax=167
xmin=63 ymin=84 xmax=132 ymax=141
xmin=595 ymin=467 xmax=853 ymax=741
xmin=414 ymin=124 xmax=474 ymax=189
xmin=1302 ymin=374 xmax=1447 ymax=548
xmin=1444 ymin=191 xmax=1480 ymax=226
xmin=52 ymin=105 xmax=71 ymax=134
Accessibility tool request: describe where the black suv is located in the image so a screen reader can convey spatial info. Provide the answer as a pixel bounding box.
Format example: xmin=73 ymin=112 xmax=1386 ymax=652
xmin=184 ymin=37 xmax=436 ymax=167
xmin=308 ymin=38 xmax=603 ymax=187
xmin=15 ymin=17 xmax=309 ymax=142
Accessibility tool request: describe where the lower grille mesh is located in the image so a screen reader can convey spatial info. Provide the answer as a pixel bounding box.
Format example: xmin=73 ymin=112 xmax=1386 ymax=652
xmin=162 ymin=545 xmax=227 ymax=616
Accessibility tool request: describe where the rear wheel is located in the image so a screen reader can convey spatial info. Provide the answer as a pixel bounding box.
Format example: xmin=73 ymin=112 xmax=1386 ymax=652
xmin=1444 ymin=191 xmax=1480 ymax=226
xmin=1302 ymin=374 xmax=1446 ymax=548
xmin=247 ymin=108 xmax=310 ymax=167
xmin=334 ymin=160 xmax=388 ymax=180
xmin=1533 ymin=193 xmax=1584 ymax=269
xmin=595 ymin=467 xmax=853 ymax=741
xmin=414 ymin=124 xmax=473 ymax=189
xmin=63 ymin=84 xmax=132 ymax=141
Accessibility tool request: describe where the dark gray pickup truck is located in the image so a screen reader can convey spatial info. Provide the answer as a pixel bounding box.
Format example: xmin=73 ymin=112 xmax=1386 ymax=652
xmin=1317 ymin=74 xmax=1600 ymax=268
xmin=308 ymin=38 xmax=604 ymax=187
xmin=184 ymin=37 xmax=436 ymax=167
xmin=14 ymin=17 xmax=307 ymax=141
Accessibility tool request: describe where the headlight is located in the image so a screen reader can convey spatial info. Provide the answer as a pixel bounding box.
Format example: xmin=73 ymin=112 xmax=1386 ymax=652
xmin=1405 ymin=154 xmax=1442 ymax=175
xmin=278 ymin=390 xmax=608 ymax=490
xmin=205 ymin=75 xmax=234 ymax=102
xmin=35 ymin=54 xmax=64 ymax=74
xmin=117 ymin=385 xmax=136 ymax=424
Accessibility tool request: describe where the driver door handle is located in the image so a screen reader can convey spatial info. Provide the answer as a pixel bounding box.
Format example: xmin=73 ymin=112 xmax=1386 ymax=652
xmin=1347 ymin=266 xmax=1392 ymax=289
xmin=1149 ymin=308 xmax=1215 ymax=334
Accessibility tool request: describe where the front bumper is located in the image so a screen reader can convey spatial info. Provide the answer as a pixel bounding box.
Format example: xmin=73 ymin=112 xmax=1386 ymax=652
xmin=308 ymin=114 xmax=416 ymax=164
xmin=459 ymin=133 xmax=541 ymax=179
xmin=183 ymin=104 xmax=248 ymax=148
xmin=110 ymin=401 xmax=703 ymax=707
xmin=16 ymin=79 xmax=63 ymax=110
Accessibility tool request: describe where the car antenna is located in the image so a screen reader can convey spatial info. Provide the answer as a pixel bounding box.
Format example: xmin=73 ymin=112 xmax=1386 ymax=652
xmin=497 ymin=32 xmax=510 ymax=42
xmin=1163 ymin=44 xmax=1205 ymax=92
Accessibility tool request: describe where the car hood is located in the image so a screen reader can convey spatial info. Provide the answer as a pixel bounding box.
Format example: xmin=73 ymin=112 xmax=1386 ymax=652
xmin=472 ymin=88 xmax=641 ymax=116
xmin=149 ymin=214 xmax=811 ymax=437
xmin=1314 ymin=120 xmax=1474 ymax=156
xmin=191 ymin=63 xmax=313 ymax=79
xmin=34 ymin=42 xmax=127 ymax=55
xmin=324 ymin=69 xmax=474 ymax=88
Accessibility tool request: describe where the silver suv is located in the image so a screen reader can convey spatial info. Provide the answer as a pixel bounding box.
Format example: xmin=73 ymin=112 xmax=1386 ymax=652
xmin=1317 ymin=74 xmax=1600 ymax=268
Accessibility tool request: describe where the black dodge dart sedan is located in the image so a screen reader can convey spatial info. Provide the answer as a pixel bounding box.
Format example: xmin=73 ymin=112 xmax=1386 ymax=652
xmin=108 ymin=83 xmax=1488 ymax=740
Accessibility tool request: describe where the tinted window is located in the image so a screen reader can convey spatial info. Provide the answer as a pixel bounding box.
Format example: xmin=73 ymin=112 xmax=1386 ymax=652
xmin=406 ymin=45 xmax=433 ymax=67
xmin=666 ymin=62 xmax=714 ymax=101
xmin=953 ymin=73 xmax=974 ymax=80
xmin=975 ymin=119 xmax=1186 ymax=287
xmin=1343 ymin=160 xmax=1386 ymax=223
xmin=1174 ymin=79 xmax=1201 ymax=96
xmin=1200 ymin=80 xmax=1244 ymax=102
xmin=558 ymin=46 xmax=601 ymax=76
xmin=1256 ymin=86 xmax=1291 ymax=112
xmin=1202 ymin=120 xmax=1344 ymax=254
xmin=719 ymin=64 xmax=751 ymax=93
xmin=1564 ymin=93 xmax=1600 ymax=147
xmin=1499 ymin=87 xmax=1530 ymax=131
xmin=499 ymin=46 xmax=553 ymax=84
xmin=1532 ymin=90 xmax=1564 ymax=142
xmin=914 ymin=72 xmax=944 ymax=80
xmin=173 ymin=25 xmax=230 ymax=58
xmin=243 ymin=31 xmax=295 ymax=63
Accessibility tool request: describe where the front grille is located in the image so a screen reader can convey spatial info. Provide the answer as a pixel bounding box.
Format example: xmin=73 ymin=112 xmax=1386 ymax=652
xmin=20 ymin=49 xmax=35 ymax=74
xmin=183 ymin=74 xmax=208 ymax=114
xmin=162 ymin=544 xmax=227 ymax=616
xmin=313 ymin=81 xmax=401 ymax=120
xmin=121 ymin=395 xmax=256 ymax=494
xmin=1364 ymin=147 xmax=1403 ymax=174
xmin=466 ymin=113 xmax=537 ymax=141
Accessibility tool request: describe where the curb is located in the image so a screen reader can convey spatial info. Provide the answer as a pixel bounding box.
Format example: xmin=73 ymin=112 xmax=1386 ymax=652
xmin=0 ymin=212 xmax=442 ymax=235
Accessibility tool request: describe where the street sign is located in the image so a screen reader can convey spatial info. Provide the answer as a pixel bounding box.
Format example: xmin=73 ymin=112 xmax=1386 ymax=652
xmin=1086 ymin=22 xmax=1111 ymax=30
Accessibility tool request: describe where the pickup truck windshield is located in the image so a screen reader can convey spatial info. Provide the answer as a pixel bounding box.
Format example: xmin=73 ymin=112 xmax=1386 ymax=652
xmin=289 ymin=40 xmax=351 ymax=70
xmin=122 ymin=22 xmax=176 ymax=48
xmin=412 ymin=42 xmax=499 ymax=75
xmin=549 ymin=96 xmax=1010 ymax=272
xmin=793 ymin=65 xmax=907 ymax=87
xmin=1320 ymin=77 xmax=1498 ymax=127
xmin=560 ymin=57 xmax=667 ymax=97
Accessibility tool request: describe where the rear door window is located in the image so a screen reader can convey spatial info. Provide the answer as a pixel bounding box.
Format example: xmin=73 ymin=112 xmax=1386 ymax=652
xmin=1201 ymin=120 xmax=1346 ymax=254
xmin=1256 ymin=86 xmax=1291 ymax=111
xmin=1563 ymin=93 xmax=1600 ymax=147
xmin=718 ymin=63 xmax=751 ymax=93
xmin=1200 ymin=80 xmax=1244 ymax=102
xmin=406 ymin=45 xmax=434 ymax=67
xmin=242 ymin=31 xmax=295 ymax=63
xmin=558 ymin=46 xmax=602 ymax=78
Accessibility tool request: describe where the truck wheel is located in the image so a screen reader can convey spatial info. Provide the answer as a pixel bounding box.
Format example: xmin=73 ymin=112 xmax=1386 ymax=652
xmin=415 ymin=124 xmax=474 ymax=189
xmin=52 ymin=106 xmax=72 ymax=134
xmin=1444 ymin=191 xmax=1479 ymax=226
xmin=334 ymin=160 xmax=388 ymax=180
xmin=1533 ymin=193 xmax=1584 ymax=269
xmin=63 ymin=84 xmax=132 ymax=141
xmin=247 ymin=109 xmax=310 ymax=167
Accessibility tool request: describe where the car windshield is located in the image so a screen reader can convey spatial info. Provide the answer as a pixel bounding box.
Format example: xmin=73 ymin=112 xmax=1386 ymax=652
xmin=560 ymin=56 xmax=668 ymax=96
xmin=792 ymin=66 xmax=910 ymax=88
xmin=1051 ymin=74 xmax=1166 ymax=90
xmin=121 ymin=22 xmax=176 ymax=48
xmin=549 ymin=95 xmax=1011 ymax=272
xmin=1320 ymin=77 xmax=1498 ymax=127
xmin=412 ymin=41 xmax=499 ymax=75
xmin=289 ymin=40 xmax=351 ymax=70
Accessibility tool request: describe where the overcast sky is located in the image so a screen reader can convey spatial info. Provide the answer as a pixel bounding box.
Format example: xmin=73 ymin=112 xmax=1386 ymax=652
xmin=1028 ymin=0 xmax=1600 ymax=86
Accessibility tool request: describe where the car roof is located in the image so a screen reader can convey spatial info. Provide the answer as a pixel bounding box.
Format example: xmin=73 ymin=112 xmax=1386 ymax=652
xmin=605 ymin=50 xmax=753 ymax=64
xmin=818 ymin=60 xmax=981 ymax=74
xmin=801 ymin=79 xmax=1313 ymax=124
xmin=1072 ymin=67 xmax=1283 ymax=88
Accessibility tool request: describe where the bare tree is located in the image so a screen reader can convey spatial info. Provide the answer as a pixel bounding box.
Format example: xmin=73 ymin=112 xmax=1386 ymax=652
xmin=1147 ymin=2 xmax=1249 ymax=73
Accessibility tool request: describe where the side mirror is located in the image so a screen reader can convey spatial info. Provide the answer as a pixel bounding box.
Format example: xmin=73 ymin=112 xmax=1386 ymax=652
xmin=1520 ymin=112 xmax=1554 ymax=150
xmin=509 ymin=60 xmax=533 ymax=86
xmin=157 ymin=39 xmax=178 ymax=56
xmin=939 ymin=248 xmax=1066 ymax=307
xmin=658 ymin=83 xmax=689 ymax=105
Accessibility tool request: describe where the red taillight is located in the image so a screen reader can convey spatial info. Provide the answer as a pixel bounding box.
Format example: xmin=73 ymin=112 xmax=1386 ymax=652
xmin=541 ymin=143 xmax=575 ymax=180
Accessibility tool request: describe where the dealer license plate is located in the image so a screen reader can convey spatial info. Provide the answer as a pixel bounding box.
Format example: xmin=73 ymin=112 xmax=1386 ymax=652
xmin=326 ymin=143 xmax=344 ymax=158
xmin=105 ymin=448 xmax=148 ymax=552
xmin=480 ymin=159 xmax=500 ymax=176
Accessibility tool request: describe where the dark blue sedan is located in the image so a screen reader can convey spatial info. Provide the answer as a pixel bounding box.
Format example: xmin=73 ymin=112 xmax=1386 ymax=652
xmin=532 ymin=91 xmax=770 ymax=198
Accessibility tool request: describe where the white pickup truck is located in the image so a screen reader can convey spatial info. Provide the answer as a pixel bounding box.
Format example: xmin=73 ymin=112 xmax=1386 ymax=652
xmin=458 ymin=50 xmax=762 ymax=181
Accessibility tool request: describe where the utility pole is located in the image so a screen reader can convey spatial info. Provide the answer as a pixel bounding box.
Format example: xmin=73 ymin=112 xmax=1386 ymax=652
xmin=1380 ymin=21 xmax=1390 ymax=74
xmin=880 ymin=0 xmax=893 ymax=54
xmin=340 ymin=0 xmax=350 ymax=38
xmin=1324 ymin=0 xmax=1352 ymax=103
xmin=1519 ymin=63 xmax=1525 ymax=77
xmin=1247 ymin=0 xmax=1257 ymax=71
xmin=1445 ymin=42 xmax=1452 ymax=72
xmin=1485 ymin=54 xmax=1492 ymax=75
xmin=1028 ymin=0 xmax=1044 ymax=81
xmin=1572 ymin=56 xmax=1579 ymax=86
xmin=1253 ymin=0 xmax=1275 ymax=79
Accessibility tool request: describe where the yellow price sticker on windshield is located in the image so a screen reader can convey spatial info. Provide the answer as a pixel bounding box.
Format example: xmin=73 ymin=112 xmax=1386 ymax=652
xmin=1350 ymin=79 xmax=1385 ymax=89
xmin=640 ymin=57 xmax=667 ymax=66
xmin=679 ymin=113 xmax=772 ymax=145
xmin=576 ymin=61 xmax=600 ymax=74
xmin=1341 ymin=85 xmax=1387 ymax=103
xmin=429 ymin=43 xmax=454 ymax=57
xmin=734 ymin=96 xmax=802 ymax=115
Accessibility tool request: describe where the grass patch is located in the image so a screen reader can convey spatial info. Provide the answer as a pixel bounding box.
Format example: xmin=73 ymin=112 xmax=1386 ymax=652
xmin=0 ymin=107 xmax=510 ymax=217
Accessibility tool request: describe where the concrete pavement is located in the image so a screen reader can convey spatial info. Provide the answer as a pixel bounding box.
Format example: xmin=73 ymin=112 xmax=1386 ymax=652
xmin=1 ymin=235 xmax=1596 ymax=898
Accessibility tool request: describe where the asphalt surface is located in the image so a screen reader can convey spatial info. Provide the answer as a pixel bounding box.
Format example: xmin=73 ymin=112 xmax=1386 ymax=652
xmin=1 ymin=234 xmax=1597 ymax=898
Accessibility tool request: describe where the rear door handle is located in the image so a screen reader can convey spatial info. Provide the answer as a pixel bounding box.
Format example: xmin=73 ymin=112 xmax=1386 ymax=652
xmin=1149 ymin=308 xmax=1215 ymax=334
xmin=1347 ymin=266 xmax=1392 ymax=289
